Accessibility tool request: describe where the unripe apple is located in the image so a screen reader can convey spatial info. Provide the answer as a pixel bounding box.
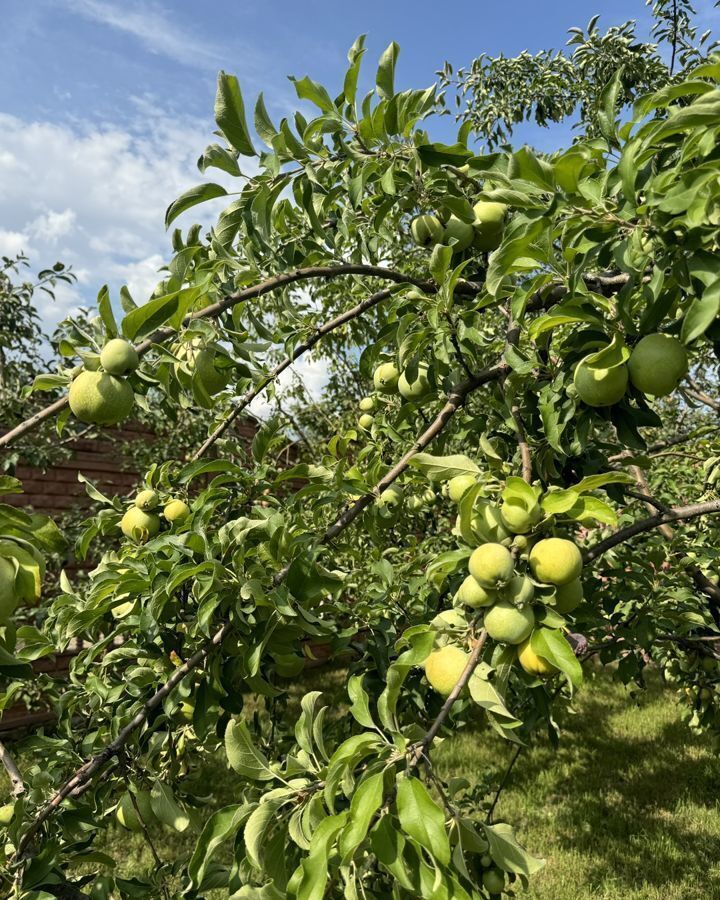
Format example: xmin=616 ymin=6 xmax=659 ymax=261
xmin=358 ymin=413 xmax=374 ymax=430
xmin=411 ymin=214 xmax=444 ymax=248
xmin=448 ymin=474 xmax=476 ymax=503
xmin=373 ymin=362 xmax=400 ymax=394
xmin=398 ymin=363 xmax=431 ymax=401
xmin=443 ymin=216 xmax=475 ymax=252
xmin=472 ymin=201 xmax=507 ymax=251
xmin=358 ymin=396 xmax=376 ymax=412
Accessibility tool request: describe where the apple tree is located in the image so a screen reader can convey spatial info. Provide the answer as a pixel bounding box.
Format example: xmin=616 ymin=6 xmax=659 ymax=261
xmin=1 ymin=21 xmax=720 ymax=900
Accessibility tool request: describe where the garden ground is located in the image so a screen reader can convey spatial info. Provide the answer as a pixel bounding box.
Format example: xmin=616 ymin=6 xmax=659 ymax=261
xmin=6 ymin=669 xmax=720 ymax=898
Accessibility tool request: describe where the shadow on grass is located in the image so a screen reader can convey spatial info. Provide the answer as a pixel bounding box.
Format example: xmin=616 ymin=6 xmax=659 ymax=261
xmin=447 ymin=674 xmax=720 ymax=899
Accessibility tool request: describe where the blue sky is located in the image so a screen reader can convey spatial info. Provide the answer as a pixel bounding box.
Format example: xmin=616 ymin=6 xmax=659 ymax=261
xmin=0 ymin=0 xmax=716 ymax=337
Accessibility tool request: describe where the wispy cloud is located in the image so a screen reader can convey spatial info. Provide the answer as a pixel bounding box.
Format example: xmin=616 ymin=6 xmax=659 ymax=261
xmin=62 ymin=0 xmax=223 ymax=68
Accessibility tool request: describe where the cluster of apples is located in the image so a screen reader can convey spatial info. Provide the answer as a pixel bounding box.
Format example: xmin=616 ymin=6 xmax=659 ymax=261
xmin=574 ymin=332 xmax=688 ymax=407
xmin=120 ymin=489 xmax=191 ymax=544
xmin=68 ymin=338 xmax=138 ymax=426
xmin=410 ymin=201 xmax=508 ymax=253
xmin=424 ymin=475 xmax=584 ymax=693
xmin=356 ymin=360 xmax=434 ymax=431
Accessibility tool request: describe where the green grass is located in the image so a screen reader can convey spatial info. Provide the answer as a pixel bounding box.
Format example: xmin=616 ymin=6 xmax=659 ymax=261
xmin=435 ymin=670 xmax=720 ymax=899
xmin=6 ymin=670 xmax=720 ymax=897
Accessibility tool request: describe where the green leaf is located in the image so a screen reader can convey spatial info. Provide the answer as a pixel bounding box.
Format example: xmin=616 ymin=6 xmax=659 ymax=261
xmin=197 ymin=143 xmax=241 ymax=177
xmin=572 ymin=472 xmax=634 ymax=493
xmin=582 ymin=332 xmax=630 ymax=369
xmin=396 ymin=776 xmax=451 ymax=865
xmin=343 ymin=35 xmax=367 ymax=108
xmin=371 ymin=815 xmax=415 ymax=890
xmin=482 ymin=821 xmax=545 ymax=876
xmin=376 ymin=41 xmax=399 ymax=100
xmin=215 ymin=70 xmax=256 ymax=156
xmin=541 ymin=489 xmax=580 ymax=516
xmin=416 ymin=142 xmax=472 ymax=167
xmin=530 ymin=628 xmax=583 ymax=690
xmin=0 ymin=476 xmax=22 ymax=496
xmin=501 ymin=476 xmax=539 ymax=512
xmin=150 ymin=781 xmax=189 ymax=832
xmin=121 ymin=286 xmax=199 ymax=341
xmin=165 ymin=183 xmax=228 ymax=228
xmin=244 ymin=796 xmax=288 ymax=869
xmin=566 ymin=495 xmax=617 ymax=526
xmin=294 ymin=812 xmax=348 ymax=900
xmin=339 ymin=771 xmax=385 ymax=861
xmin=409 ymin=453 xmax=480 ymax=482
xmin=291 ymin=75 xmax=336 ymax=113
xmin=468 ymin=671 xmax=520 ymax=724
xmin=681 ymin=284 xmax=720 ymax=344
xmin=347 ymin=674 xmax=375 ymax=729
xmin=188 ymin=804 xmax=251 ymax=889
xmin=597 ymin=67 xmax=623 ymax=146
xmin=254 ymin=93 xmax=278 ymax=146
xmin=225 ymin=719 xmax=275 ymax=780
xmin=97 ymin=285 xmax=118 ymax=338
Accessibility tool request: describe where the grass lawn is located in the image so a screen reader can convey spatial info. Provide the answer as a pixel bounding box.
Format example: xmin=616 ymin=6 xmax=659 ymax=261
xmin=436 ymin=670 xmax=720 ymax=899
xmin=6 ymin=669 xmax=720 ymax=897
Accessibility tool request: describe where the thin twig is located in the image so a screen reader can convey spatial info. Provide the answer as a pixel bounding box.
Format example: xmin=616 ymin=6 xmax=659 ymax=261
xmin=410 ymin=630 xmax=489 ymax=763
xmin=486 ymin=744 xmax=523 ymax=824
xmin=0 ymin=739 xmax=25 ymax=797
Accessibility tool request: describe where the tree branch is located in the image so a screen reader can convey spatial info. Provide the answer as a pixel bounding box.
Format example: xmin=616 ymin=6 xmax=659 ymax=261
xmin=190 ymin=286 xmax=395 ymax=460
xmin=0 ymin=739 xmax=25 ymax=797
xmin=584 ymin=499 xmax=720 ymax=563
xmin=0 ymin=265 xmax=448 ymax=451
xmin=15 ymin=361 xmax=507 ymax=860
xmin=1 ymin=266 xmax=634 ymax=450
xmin=410 ymin=630 xmax=489 ymax=763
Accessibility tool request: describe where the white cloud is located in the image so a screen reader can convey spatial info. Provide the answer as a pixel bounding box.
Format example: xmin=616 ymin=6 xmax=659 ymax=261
xmin=0 ymin=107 xmax=235 ymax=329
xmin=29 ymin=209 xmax=77 ymax=244
xmin=62 ymin=0 xmax=223 ymax=69
xmin=0 ymin=229 xmax=34 ymax=258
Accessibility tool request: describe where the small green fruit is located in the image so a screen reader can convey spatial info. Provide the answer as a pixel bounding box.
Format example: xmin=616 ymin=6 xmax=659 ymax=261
xmin=398 ymin=362 xmax=431 ymax=401
xmin=482 ymin=868 xmax=506 ymax=895
xmin=529 ymin=538 xmax=582 ymax=586
xmin=120 ymin=508 xmax=160 ymax=543
xmin=100 ymin=338 xmax=139 ymax=376
xmin=68 ymin=371 xmax=134 ymax=425
xmin=358 ymin=396 xmax=376 ymax=412
xmin=373 ymin=362 xmax=400 ymax=394
xmin=484 ymin=601 xmax=535 ymax=645
xmin=448 ymin=474 xmax=476 ymax=503
xmin=457 ymin=575 xmax=495 ymax=609
xmin=469 ymin=543 xmax=514 ymax=588
xmin=500 ymin=500 xmax=542 ymax=534
xmin=503 ymin=574 xmax=535 ymax=605
xmin=164 ymin=500 xmax=190 ymax=523
xmin=411 ymin=214 xmax=444 ymax=247
xmin=0 ymin=802 xmax=15 ymax=825
xmin=358 ymin=413 xmax=374 ymax=430
xmin=554 ymin=578 xmax=584 ymax=614
xmin=573 ymin=357 xmax=628 ymax=407
xmin=472 ymin=201 xmax=507 ymax=251
xmin=628 ymin=333 xmax=688 ymax=396
xmin=424 ymin=645 xmax=469 ymax=695
xmin=134 ymin=489 xmax=159 ymax=511
xmin=442 ymin=216 xmax=475 ymax=252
